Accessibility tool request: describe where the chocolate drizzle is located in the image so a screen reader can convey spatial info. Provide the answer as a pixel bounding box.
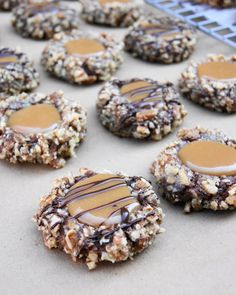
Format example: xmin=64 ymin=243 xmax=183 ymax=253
xmin=120 ymin=80 xmax=162 ymax=106
xmin=59 ymin=173 xmax=140 ymax=227
xmin=141 ymin=23 xmax=180 ymax=39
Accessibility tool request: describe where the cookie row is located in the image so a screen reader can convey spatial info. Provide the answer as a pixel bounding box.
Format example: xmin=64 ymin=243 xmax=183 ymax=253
xmin=1 ymin=44 xmax=235 ymax=111
xmin=1 ymin=0 xmax=234 ymax=16
xmin=33 ymin=124 xmax=236 ymax=270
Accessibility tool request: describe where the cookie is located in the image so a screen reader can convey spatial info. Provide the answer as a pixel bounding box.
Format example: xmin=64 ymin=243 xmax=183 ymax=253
xmin=97 ymin=78 xmax=187 ymax=140
xmin=179 ymin=55 xmax=236 ymax=113
xmin=151 ymin=127 xmax=236 ymax=213
xmin=192 ymin=0 xmax=235 ymax=7
xmin=11 ymin=1 xmax=79 ymax=40
xmin=0 ymin=47 xmax=39 ymax=95
xmin=124 ymin=15 xmax=197 ymax=63
xmin=41 ymin=30 xmax=123 ymax=85
xmin=80 ymin=0 xmax=142 ymax=27
xmin=0 ymin=91 xmax=87 ymax=168
xmin=34 ymin=168 xmax=164 ymax=269
xmin=0 ymin=0 xmax=19 ymax=11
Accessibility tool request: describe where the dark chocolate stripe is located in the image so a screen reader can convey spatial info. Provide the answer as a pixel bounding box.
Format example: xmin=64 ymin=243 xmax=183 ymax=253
xmin=123 ymin=84 xmax=162 ymax=104
xmin=60 ymin=179 xmax=126 ymax=206
xmin=73 ymin=195 xmax=133 ymax=219
xmin=65 ymin=176 xmax=123 ymax=198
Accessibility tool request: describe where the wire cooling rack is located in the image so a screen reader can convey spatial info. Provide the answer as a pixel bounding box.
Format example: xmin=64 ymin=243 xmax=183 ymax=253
xmin=145 ymin=0 xmax=236 ymax=48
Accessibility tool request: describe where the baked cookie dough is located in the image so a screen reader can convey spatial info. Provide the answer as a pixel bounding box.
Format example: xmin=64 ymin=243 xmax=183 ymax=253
xmin=0 ymin=47 xmax=39 ymax=95
xmin=193 ymin=0 xmax=235 ymax=8
xmin=0 ymin=0 xmax=19 ymax=11
xmin=151 ymin=127 xmax=236 ymax=213
xmin=179 ymin=55 xmax=236 ymax=113
xmin=124 ymin=15 xmax=197 ymax=63
xmin=97 ymin=78 xmax=187 ymax=140
xmin=80 ymin=0 xmax=142 ymax=27
xmin=11 ymin=1 xmax=79 ymax=40
xmin=34 ymin=168 xmax=164 ymax=269
xmin=0 ymin=91 xmax=87 ymax=168
xmin=41 ymin=30 xmax=123 ymax=84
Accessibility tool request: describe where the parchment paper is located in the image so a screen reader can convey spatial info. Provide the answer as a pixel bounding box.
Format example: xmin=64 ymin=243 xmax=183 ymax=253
xmin=0 ymin=4 xmax=235 ymax=295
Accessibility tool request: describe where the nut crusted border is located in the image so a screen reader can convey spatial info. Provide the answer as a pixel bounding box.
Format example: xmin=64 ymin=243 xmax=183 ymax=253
xmin=80 ymin=0 xmax=142 ymax=27
xmin=151 ymin=127 xmax=236 ymax=213
xmin=0 ymin=91 xmax=87 ymax=168
xmin=97 ymin=78 xmax=187 ymax=140
xmin=179 ymin=55 xmax=236 ymax=113
xmin=11 ymin=2 xmax=79 ymax=40
xmin=124 ymin=15 xmax=196 ymax=64
xmin=41 ymin=30 xmax=124 ymax=85
xmin=0 ymin=47 xmax=39 ymax=95
xmin=34 ymin=168 xmax=165 ymax=270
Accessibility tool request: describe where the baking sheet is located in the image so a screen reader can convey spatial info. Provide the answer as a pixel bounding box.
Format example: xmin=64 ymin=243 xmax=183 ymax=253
xmin=0 ymin=3 xmax=235 ymax=295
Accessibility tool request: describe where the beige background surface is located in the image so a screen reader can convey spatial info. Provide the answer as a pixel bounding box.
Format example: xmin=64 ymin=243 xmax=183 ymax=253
xmin=0 ymin=3 xmax=235 ymax=295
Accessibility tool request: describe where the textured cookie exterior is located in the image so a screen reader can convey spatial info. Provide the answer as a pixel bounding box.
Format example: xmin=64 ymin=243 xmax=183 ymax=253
xmin=11 ymin=2 xmax=79 ymax=40
xmin=0 ymin=47 xmax=39 ymax=96
xmin=151 ymin=127 xmax=236 ymax=212
xmin=80 ymin=0 xmax=142 ymax=27
xmin=124 ymin=15 xmax=196 ymax=64
xmin=41 ymin=30 xmax=123 ymax=84
xmin=179 ymin=55 xmax=236 ymax=113
xmin=0 ymin=91 xmax=87 ymax=168
xmin=34 ymin=168 xmax=164 ymax=270
xmin=97 ymin=78 xmax=187 ymax=140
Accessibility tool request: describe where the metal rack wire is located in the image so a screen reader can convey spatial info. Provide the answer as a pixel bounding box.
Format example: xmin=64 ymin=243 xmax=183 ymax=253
xmin=145 ymin=0 xmax=236 ymax=48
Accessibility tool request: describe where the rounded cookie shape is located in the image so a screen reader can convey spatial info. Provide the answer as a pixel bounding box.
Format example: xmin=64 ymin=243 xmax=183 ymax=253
xmin=151 ymin=127 xmax=236 ymax=213
xmin=0 ymin=91 xmax=87 ymax=168
xmin=124 ymin=15 xmax=196 ymax=63
xmin=11 ymin=1 xmax=79 ymax=40
xmin=179 ymin=55 xmax=236 ymax=113
xmin=41 ymin=30 xmax=123 ymax=84
xmin=34 ymin=168 xmax=164 ymax=269
xmin=97 ymin=78 xmax=187 ymax=140
xmin=0 ymin=47 xmax=39 ymax=96
xmin=80 ymin=0 xmax=142 ymax=27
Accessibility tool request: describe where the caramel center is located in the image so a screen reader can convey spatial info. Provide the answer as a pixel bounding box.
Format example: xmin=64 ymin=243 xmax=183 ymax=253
xmin=198 ymin=62 xmax=236 ymax=81
xmin=7 ymin=104 xmax=61 ymax=135
xmin=65 ymin=173 xmax=140 ymax=227
xmin=0 ymin=54 xmax=18 ymax=67
xmin=99 ymin=0 xmax=130 ymax=4
xmin=178 ymin=141 xmax=236 ymax=176
xmin=120 ymin=80 xmax=161 ymax=103
xmin=65 ymin=39 xmax=105 ymax=56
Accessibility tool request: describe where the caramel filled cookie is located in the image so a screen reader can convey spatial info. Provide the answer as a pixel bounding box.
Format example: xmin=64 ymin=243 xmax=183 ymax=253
xmin=11 ymin=0 xmax=79 ymax=40
xmin=0 ymin=0 xmax=55 ymax=11
xmin=0 ymin=47 xmax=39 ymax=96
xmin=41 ymin=30 xmax=123 ymax=84
xmin=179 ymin=55 xmax=236 ymax=113
xmin=80 ymin=0 xmax=142 ymax=27
xmin=151 ymin=127 xmax=236 ymax=212
xmin=124 ymin=15 xmax=196 ymax=63
xmin=0 ymin=0 xmax=19 ymax=11
xmin=34 ymin=168 xmax=164 ymax=269
xmin=192 ymin=0 xmax=235 ymax=8
xmin=97 ymin=78 xmax=187 ymax=140
xmin=0 ymin=91 xmax=87 ymax=168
